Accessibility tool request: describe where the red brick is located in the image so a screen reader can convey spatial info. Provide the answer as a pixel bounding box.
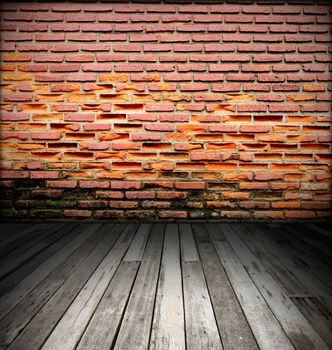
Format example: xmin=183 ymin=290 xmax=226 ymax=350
xmin=114 ymin=24 xmax=144 ymax=32
xmin=47 ymin=180 xmax=77 ymax=188
xmin=174 ymin=44 xmax=203 ymax=52
xmin=238 ymin=44 xmax=266 ymax=52
xmin=146 ymin=103 xmax=174 ymax=112
xmin=240 ymin=125 xmax=270 ymax=133
xmin=126 ymin=191 xmax=155 ymax=199
xmin=146 ymin=24 xmax=174 ymax=32
xmin=254 ymin=34 xmax=283 ymax=42
xmin=96 ymin=53 xmax=126 ymax=62
xmin=113 ymin=4 xmax=144 ymax=12
xmin=257 ymin=93 xmax=284 ymax=102
xmin=193 ymin=15 xmax=222 ymax=23
xmin=210 ymin=5 xmax=241 ymax=13
xmin=302 ymin=63 xmax=326 ymax=72
xmin=30 ymin=171 xmax=58 ymax=179
xmin=159 ymin=211 xmax=188 ymax=219
xmin=64 ymin=210 xmax=92 ymax=218
xmin=113 ymin=44 xmax=141 ymax=52
xmin=1 ymin=112 xmax=29 ymax=121
xmin=159 ymin=115 xmax=189 ymax=122
xmin=210 ymin=64 xmax=239 ymax=72
xmin=146 ymin=64 xmax=175 ymax=72
xmin=114 ymin=64 xmax=143 ymax=72
xmin=193 ymin=73 xmax=224 ymax=82
xmin=131 ymin=14 xmax=159 ymax=22
xmin=180 ymin=83 xmax=208 ymax=91
xmin=205 ymin=44 xmax=236 ymax=52
xmin=225 ymin=15 xmax=253 ymax=23
xmin=31 ymin=132 xmax=61 ymax=140
xmin=3 ymin=93 xmax=33 ymax=102
xmin=175 ymin=182 xmax=205 ymax=190
xmin=268 ymin=44 xmax=296 ymax=53
xmin=191 ymin=152 xmax=220 ymax=161
xmin=3 ymin=33 xmax=32 ymax=42
xmin=35 ymin=13 xmax=64 ymax=21
xmin=80 ymin=181 xmax=109 ymax=188
xmin=256 ymin=15 xmax=284 ymax=23
xmin=111 ymin=181 xmax=141 ymax=190
xmin=242 ymin=5 xmax=270 ymax=14
xmin=147 ymin=5 xmax=176 ymax=12
xmin=3 ymin=12 xmax=33 ymax=20
xmin=227 ymin=73 xmax=255 ymax=81
xmin=143 ymin=44 xmax=171 ymax=52
xmin=238 ymin=104 xmax=267 ymax=112
xmin=50 ymin=23 xmax=80 ymax=32
xmin=177 ymin=24 xmax=206 ymax=32
xmin=179 ymin=5 xmax=208 ymax=13
xmin=50 ymin=44 xmax=79 ymax=52
xmin=164 ymin=73 xmax=191 ymax=82
xmin=273 ymin=84 xmax=300 ymax=91
xmin=144 ymin=124 xmax=174 ymax=132
xmin=208 ymin=24 xmax=237 ymax=32
xmin=269 ymin=105 xmax=299 ymax=112
xmin=132 ymin=133 xmax=161 ymax=141
xmin=243 ymin=83 xmax=270 ymax=92
xmin=223 ymin=34 xmax=251 ymax=42
xmin=131 ymin=34 xmax=159 ymax=42
xmin=212 ymin=83 xmax=241 ymax=92
xmin=51 ymin=4 xmax=81 ymax=11
xmin=1 ymin=171 xmax=29 ymax=179
xmin=298 ymin=44 xmax=328 ymax=53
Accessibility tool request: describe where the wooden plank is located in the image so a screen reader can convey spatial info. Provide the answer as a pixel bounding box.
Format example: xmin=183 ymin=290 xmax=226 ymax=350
xmin=250 ymin=223 xmax=332 ymax=313
xmin=0 ymin=223 xmax=101 ymax=320
xmin=311 ymin=223 xmax=332 ymax=238
xmin=239 ymin=223 xmax=310 ymax=297
xmin=192 ymin=224 xmax=258 ymax=350
xmin=150 ymin=224 xmax=185 ymax=350
xmin=0 ymin=224 xmax=30 ymax=245
xmin=291 ymin=296 xmax=332 ymax=348
xmin=0 ymin=224 xmax=46 ymax=257
xmin=179 ymin=223 xmax=199 ymax=261
xmin=0 ymin=223 xmax=113 ymax=348
xmin=213 ymin=239 xmax=295 ymax=350
xmin=220 ymin=223 xmax=329 ymax=350
xmin=40 ymin=223 xmax=138 ymax=350
xmin=0 ymin=223 xmax=78 ymax=297
xmin=0 ymin=223 xmax=68 ymax=280
xmin=308 ymin=223 xmax=332 ymax=238
xmin=273 ymin=224 xmax=332 ymax=289
xmin=123 ymin=223 xmax=150 ymax=261
xmin=291 ymin=223 xmax=332 ymax=259
xmin=191 ymin=223 xmax=208 ymax=243
xmin=204 ymin=223 xmax=225 ymax=241
xmin=0 ymin=223 xmax=12 ymax=234
xmin=182 ymin=261 xmax=223 ymax=350
xmin=8 ymin=223 xmax=130 ymax=350
xmin=0 ymin=228 xmax=45 ymax=266
xmin=113 ymin=223 xmax=165 ymax=350
xmin=76 ymin=261 xmax=139 ymax=350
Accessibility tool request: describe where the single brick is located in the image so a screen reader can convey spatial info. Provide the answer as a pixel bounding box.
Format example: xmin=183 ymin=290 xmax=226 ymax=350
xmin=80 ymin=181 xmax=109 ymax=188
xmin=175 ymin=182 xmax=205 ymax=190
xmin=47 ymin=180 xmax=77 ymax=188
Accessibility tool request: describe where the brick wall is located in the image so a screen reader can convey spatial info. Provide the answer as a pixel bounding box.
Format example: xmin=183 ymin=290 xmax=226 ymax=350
xmin=0 ymin=1 xmax=331 ymax=220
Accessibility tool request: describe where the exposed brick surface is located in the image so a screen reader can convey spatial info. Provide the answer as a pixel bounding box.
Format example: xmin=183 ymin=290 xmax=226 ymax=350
xmin=0 ymin=1 xmax=331 ymax=220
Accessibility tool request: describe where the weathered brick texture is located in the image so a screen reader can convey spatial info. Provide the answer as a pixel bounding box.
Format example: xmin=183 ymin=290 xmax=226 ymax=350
xmin=0 ymin=1 xmax=331 ymax=220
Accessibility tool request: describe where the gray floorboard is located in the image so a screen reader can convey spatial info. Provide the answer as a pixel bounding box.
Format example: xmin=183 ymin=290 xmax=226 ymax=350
xmin=0 ymin=222 xmax=330 ymax=350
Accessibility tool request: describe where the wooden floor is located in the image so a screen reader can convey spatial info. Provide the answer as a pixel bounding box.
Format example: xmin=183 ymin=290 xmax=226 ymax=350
xmin=0 ymin=222 xmax=331 ymax=350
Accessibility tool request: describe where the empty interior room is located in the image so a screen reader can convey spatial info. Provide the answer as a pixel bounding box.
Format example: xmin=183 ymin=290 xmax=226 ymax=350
xmin=0 ymin=1 xmax=331 ymax=349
